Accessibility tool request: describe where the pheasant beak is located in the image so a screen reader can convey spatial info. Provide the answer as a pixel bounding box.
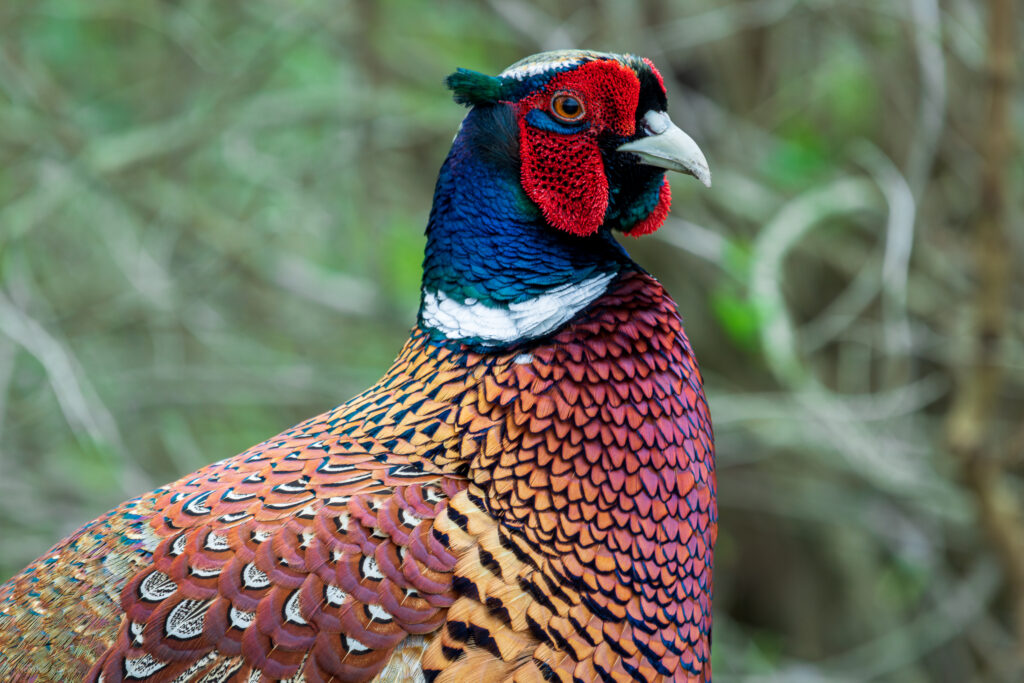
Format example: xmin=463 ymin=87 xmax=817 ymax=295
xmin=616 ymin=111 xmax=711 ymax=188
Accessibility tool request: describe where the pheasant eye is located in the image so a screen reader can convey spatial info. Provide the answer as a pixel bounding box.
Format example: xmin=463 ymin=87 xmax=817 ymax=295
xmin=550 ymin=92 xmax=585 ymax=123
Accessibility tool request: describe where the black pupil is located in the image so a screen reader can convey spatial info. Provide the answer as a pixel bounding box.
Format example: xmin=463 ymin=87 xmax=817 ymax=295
xmin=558 ymin=97 xmax=580 ymax=117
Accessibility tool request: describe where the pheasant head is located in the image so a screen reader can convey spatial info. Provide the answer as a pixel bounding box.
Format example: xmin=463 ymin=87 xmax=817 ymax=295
xmin=421 ymin=50 xmax=710 ymax=346
xmin=448 ymin=50 xmax=708 ymax=238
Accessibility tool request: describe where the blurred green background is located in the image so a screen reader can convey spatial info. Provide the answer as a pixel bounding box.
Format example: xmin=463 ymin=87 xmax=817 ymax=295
xmin=0 ymin=1 xmax=1021 ymax=681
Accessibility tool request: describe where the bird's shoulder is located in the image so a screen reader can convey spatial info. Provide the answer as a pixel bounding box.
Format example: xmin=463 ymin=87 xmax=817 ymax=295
xmin=0 ymin=331 xmax=484 ymax=681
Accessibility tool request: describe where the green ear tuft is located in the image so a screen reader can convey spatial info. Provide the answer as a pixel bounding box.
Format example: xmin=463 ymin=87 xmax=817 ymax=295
xmin=445 ymin=68 xmax=505 ymax=106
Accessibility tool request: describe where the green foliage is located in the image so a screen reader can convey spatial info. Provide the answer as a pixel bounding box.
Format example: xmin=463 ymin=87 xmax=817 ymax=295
xmin=711 ymin=288 xmax=760 ymax=352
xmin=816 ymin=39 xmax=879 ymax=136
xmin=761 ymin=130 xmax=831 ymax=190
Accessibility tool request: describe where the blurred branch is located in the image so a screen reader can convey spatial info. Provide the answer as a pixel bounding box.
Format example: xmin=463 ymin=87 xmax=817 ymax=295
xmin=718 ymin=560 xmax=999 ymax=683
xmin=945 ymin=0 xmax=1021 ymax=654
xmin=751 ymin=176 xmax=880 ymax=387
xmin=654 ymin=0 xmax=801 ymax=52
xmin=855 ymin=143 xmax=915 ymax=364
xmin=0 ymin=161 xmax=76 ymax=245
xmin=272 ymin=254 xmax=379 ymax=317
xmin=0 ymin=341 xmax=16 ymax=446
xmin=798 ymin=142 xmax=919 ymax=361
xmin=143 ymin=178 xmax=381 ymax=319
xmin=657 ymin=216 xmax=728 ymax=265
xmin=799 ymin=254 xmax=881 ymax=353
xmin=970 ymin=615 xmax=1024 ymax=681
xmin=822 ymin=561 xmax=1000 ymax=680
xmin=712 ymin=373 xmax=948 ymax=428
xmin=0 ymin=288 xmax=148 ymax=494
xmin=905 ymin=0 xmax=947 ymax=196
xmin=747 ymin=178 xmax=962 ymax=494
xmin=484 ymin=0 xmax=578 ymax=50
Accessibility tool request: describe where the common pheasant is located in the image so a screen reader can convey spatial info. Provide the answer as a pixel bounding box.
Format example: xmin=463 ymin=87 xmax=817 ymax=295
xmin=0 ymin=50 xmax=716 ymax=682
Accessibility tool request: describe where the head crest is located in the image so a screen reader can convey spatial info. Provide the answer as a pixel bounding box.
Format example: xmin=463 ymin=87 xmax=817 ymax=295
xmin=445 ymin=68 xmax=506 ymax=107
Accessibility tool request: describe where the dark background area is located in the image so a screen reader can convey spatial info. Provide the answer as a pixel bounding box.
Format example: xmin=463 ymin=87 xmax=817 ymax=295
xmin=0 ymin=1 xmax=1020 ymax=681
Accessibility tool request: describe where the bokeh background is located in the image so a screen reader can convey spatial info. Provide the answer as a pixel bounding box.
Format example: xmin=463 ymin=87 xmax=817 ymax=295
xmin=0 ymin=1 xmax=1020 ymax=681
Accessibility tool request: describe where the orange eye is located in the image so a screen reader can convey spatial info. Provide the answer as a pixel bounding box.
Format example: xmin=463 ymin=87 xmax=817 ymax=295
xmin=550 ymin=92 xmax=585 ymax=122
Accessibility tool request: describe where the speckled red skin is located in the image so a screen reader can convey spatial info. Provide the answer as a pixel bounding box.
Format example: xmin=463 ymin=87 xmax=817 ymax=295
xmin=0 ymin=271 xmax=714 ymax=682
xmin=517 ymin=60 xmax=642 ymax=237
xmin=626 ymin=177 xmax=672 ymax=237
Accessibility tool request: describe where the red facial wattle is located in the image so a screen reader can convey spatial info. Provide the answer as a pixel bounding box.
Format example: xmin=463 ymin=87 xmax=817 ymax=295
xmin=625 ymin=176 xmax=672 ymax=237
xmin=515 ymin=60 xmax=642 ymax=237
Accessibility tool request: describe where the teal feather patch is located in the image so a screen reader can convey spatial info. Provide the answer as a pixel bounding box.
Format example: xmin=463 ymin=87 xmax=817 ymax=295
xmin=445 ymin=68 xmax=506 ymax=106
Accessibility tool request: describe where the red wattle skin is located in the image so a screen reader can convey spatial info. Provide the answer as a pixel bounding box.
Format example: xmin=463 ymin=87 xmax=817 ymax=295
xmin=518 ymin=126 xmax=608 ymax=238
xmin=626 ymin=175 xmax=672 ymax=237
xmin=515 ymin=60 xmax=640 ymax=237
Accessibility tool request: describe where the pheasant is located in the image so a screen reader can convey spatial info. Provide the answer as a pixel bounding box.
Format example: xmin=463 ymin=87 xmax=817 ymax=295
xmin=0 ymin=50 xmax=715 ymax=682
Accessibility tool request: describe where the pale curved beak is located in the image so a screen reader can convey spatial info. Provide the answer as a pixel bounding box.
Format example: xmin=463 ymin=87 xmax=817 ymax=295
xmin=617 ymin=110 xmax=711 ymax=188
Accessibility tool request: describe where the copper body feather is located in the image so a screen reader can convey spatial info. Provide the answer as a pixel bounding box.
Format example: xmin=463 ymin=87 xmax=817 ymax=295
xmin=0 ymin=270 xmax=715 ymax=682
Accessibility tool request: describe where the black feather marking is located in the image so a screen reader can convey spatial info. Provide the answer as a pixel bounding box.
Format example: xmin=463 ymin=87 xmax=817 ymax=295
xmin=468 ymin=623 xmax=501 ymax=658
xmin=567 ymin=612 xmax=597 ymax=646
xmin=525 ymin=612 xmax=552 ymax=647
xmin=534 ymin=659 xmax=557 ymax=681
xmin=446 ymin=620 xmax=470 ymax=643
xmin=485 ymin=596 xmax=512 ymax=626
xmin=441 ymin=645 xmax=465 ymax=661
xmin=548 ymin=624 xmax=569 ymax=651
xmin=498 ymin=529 xmax=539 ymax=570
xmin=452 ymin=575 xmax=480 ymax=601
xmin=592 ymin=659 xmax=616 ymax=683
xmin=517 ymin=576 xmax=558 ymax=614
xmin=635 ymin=638 xmax=673 ymax=676
xmin=447 ymin=506 xmax=470 ymax=532
xmin=478 ymin=547 xmax=502 ymax=579
xmin=604 ymin=628 xmax=632 ymax=659
xmin=622 ymin=659 xmax=647 ymax=683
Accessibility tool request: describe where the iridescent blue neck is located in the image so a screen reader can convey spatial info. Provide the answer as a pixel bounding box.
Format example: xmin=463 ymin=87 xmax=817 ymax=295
xmin=419 ymin=105 xmax=631 ymax=317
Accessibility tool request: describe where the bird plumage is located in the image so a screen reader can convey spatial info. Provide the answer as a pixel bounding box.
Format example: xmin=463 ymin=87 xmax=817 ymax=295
xmin=0 ymin=50 xmax=715 ymax=682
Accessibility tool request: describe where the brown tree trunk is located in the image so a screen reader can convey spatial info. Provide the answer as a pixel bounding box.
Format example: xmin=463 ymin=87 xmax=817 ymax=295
xmin=946 ymin=0 xmax=1021 ymax=655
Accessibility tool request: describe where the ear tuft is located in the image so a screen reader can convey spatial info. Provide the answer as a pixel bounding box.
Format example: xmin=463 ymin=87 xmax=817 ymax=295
xmin=445 ymin=68 xmax=505 ymax=107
